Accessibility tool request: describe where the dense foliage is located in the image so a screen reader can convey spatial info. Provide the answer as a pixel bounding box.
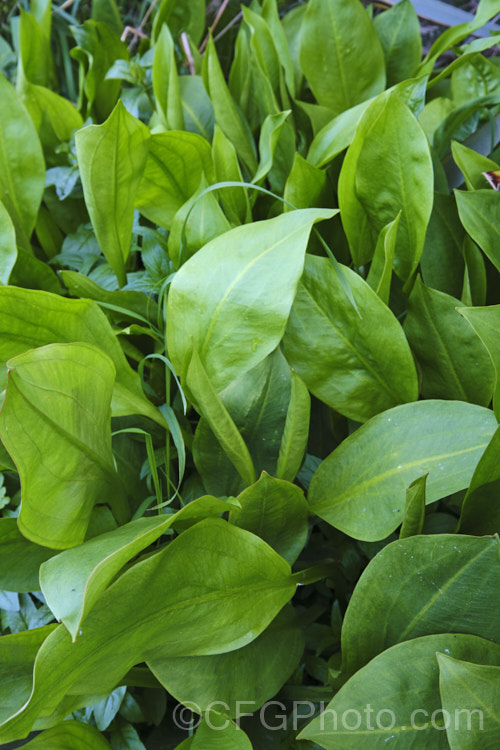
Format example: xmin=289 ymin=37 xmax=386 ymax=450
xmin=1 ymin=0 xmax=500 ymax=747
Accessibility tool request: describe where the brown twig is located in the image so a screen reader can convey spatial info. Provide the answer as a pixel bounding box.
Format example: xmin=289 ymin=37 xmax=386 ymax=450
xmin=123 ymin=0 xmax=158 ymax=51
xmin=213 ymin=10 xmax=243 ymax=44
xmin=53 ymin=0 xmax=77 ymax=13
xmin=180 ymin=32 xmax=196 ymax=75
xmin=199 ymin=0 xmax=230 ymax=53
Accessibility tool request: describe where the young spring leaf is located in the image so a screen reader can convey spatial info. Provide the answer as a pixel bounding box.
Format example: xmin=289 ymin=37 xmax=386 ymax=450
xmin=283 ymin=256 xmax=418 ymax=422
xmin=167 ymin=208 xmax=335 ymax=394
xmin=75 ymin=100 xmax=150 ymax=287
xmin=308 ymin=400 xmax=497 ymax=541
xmin=0 ymin=343 xmax=125 ymax=549
xmin=153 ymin=24 xmax=184 ymax=131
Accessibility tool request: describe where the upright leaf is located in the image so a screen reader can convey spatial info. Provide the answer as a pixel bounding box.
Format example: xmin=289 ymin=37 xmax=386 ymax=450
xmin=404 ymin=277 xmax=494 ymax=405
xmin=459 ymin=306 xmax=500 ymax=418
xmin=212 ymin=126 xmax=251 ymax=224
xmin=308 ymin=400 xmax=497 ymax=540
xmin=455 ymin=189 xmax=500 ymax=272
xmin=283 ymin=256 xmax=418 ymax=422
xmin=460 ymin=425 xmax=500 ymax=535
xmin=299 ymin=0 xmax=385 ymax=115
xmin=0 ymin=73 xmax=45 ymax=250
xmin=339 ymin=92 xmax=433 ymax=279
xmin=373 ymin=0 xmax=422 ymax=86
xmin=0 ymin=202 xmax=17 ymax=285
xmin=153 ymin=24 xmax=184 ymax=131
xmin=0 ymin=343 xmax=124 ymax=549
xmin=167 ymin=208 xmax=334 ymax=393
xmin=276 ymin=370 xmax=310 ymax=482
xmin=366 ymin=213 xmax=400 ymax=305
xmin=75 ymin=101 xmax=150 ymax=286
xmin=399 ymin=474 xmax=427 ymax=539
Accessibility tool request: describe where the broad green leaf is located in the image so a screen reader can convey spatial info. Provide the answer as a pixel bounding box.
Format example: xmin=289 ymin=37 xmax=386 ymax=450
xmin=40 ymin=495 xmax=230 ymax=640
xmin=341 ymin=534 xmax=500 ymax=675
xmin=299 ymin=0 xmax=385 ymax=115
xmin=0 ymin=201 xmax=17 ymax=285
xmin=212 ymin=125 xmax=251 ymax=225
xmin=168 ymin=178 xmax=231 ymax=267
xmin=404 ymin=277 xmax=494 ymax=405
xmin=276 ymin=370 xmax=310 ymax=482
xmin=366 ymin=213 xmax=400 ymax=305
xmin=180 ymin=76 xmax=214 ymax=139
xmin=399 ymin=474 xmax=427 ymax=539
xmin=230 ymin=473 xmax=308 ymax=564
xmin=374 ymin=0 xmax=422 ymax=86
xmin=339 ymin=92 xmax=433 ymax=279
xmin=193 ymin=350 xmax=297 ymax=495
xmin=0 ymin=73 xmax=45 ymax=250
xmin=261 ymin=0 xmax=296 ymax=98
xmin=186 ymin=347 xmax=256 ymax=488
xmin=0 ymin=343 xmax=125 ymax=549
xmin=308 ymin=400 xmax=497 ymax=541
xmin=18 ymin=7 xmax=55 ymax=89
xmin=298 ymin=634 xmax=500 ymax=749
xmin=0 ymin=287 xmax=162 ymax=425
xmin=166 ymin=208 xmax=334 ymax=394
xmin=242 ymin=6 xmax=281 ymax=97
xmin=455 ymin=189 xmax=500 ymax=273
xmin=459 ymin=306 xmax=500 ymax=418
xmin=202 ymin=36 xmax=257 ymax=176
xmin=92 ymin=0 xmax=122 ymax=35
xmin=149 ymin=608 xmax=303 ymax=718
xmin=307 ymin=99 xmax=373 ymax=168
xmin=253 ymin=111 xmax=291 ymax=185
xmin=93 ymin=686 xmax=126 ymax=731
xmin=420 ymin=192 xmax=466 ymax=299
xmin=451 ymin=140 xmax=499 ymax=190
xmin=75 ymin=101 xmax=150 ymax=287
xmin=460 ymin=425 xmax=500 ymax=535
xmin=70 ymin=21 xmax=128 ymax=122
xmin=135 ymin=131 xmax=213 ymax=229
xmin=21 ymin=721 xmax=112 ymax=749
xmin=153 ymin=24 xmax=184 ymax=131
xmin=0 ymin=625 xmax=57 ymax=725
xmin=438 ymin=654 xmax=500 ymax=748
xmin=191 ymin=714 xmax=253 ymax=750
xmin=283 ymin=256 xmax=418 ymax=423
xmin=0 ymin=519 xmax=55 ymax=592
xmin=284 ymin=152 xmax=327 ymax=211
xmin=0 ymin=520 xmax=295 ymax=741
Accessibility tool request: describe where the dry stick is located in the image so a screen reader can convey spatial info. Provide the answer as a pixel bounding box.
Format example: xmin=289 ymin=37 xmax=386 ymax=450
xmin=199 ymin=0 xmax=230 ymax=53
xmin=54 ymin=0 xmax=77 ymax=12
xmin=213 ymin=10 xmax=243 ymax=44
xmin=180 ymin=32 xmax=196 ymax=75
xmin=122 ymin=0 xmax=158 ymax=49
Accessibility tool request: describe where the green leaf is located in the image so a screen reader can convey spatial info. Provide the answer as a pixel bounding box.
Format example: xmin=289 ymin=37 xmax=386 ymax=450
xmin=186 ymin=347 xmax=256 ymax=487
xmin=366 ymin=213 xmax=400 ymax=305
xmin=460 ymin=425 xmax=500 ymax=535
xmin=92 ymin=0 xmax=122 ymax=35
xmin=252 ymin=111 xmax=291 ymax=185
xmin=404 ymin=277 xmax=494 ymax=405
xmin=0 ymin=201 xmax=17 ymax=285
xmin=75 ymin=101 xmax=150 ymax=287
xmin=451 ymin=140 xmax=499 ymax=190
xmin=18 ymin=7 xmax=56 ymax=89
xmin=191 ymin=713 xmax=253 ymax=750
xmin=298 ymin=634 xmax=500 ymax=749
xmin=0 ymin=519 xmax=295 ymax=742
xmin=149 ymin=607 xmax=303 ymax=718
xmin=284 ymin=153 xmax=328 ymax=211
xmin=455 ymin=189 xmax=500 ymax=273
xmin=40 ymin=495 xmax=230 ymax=641
xmin=193 ymin=349 xmax=298 ymax=495
xmin=373 ymin=0 xmax=422 ymax=86
xmin=399 ymin=474 xmax=427 ymax=539
xmin=0 ymin=625 xmax=57 ymax=726
xmin=339 ymin=92 xmax=434 ymax=279
xmin=0 ymin=287 xmax=162 ymax=425
xmin=459 ymin=305 xmax=500 ymax=419
xmin=276 ymin=370 xmax=310 ymax=482
xmin=308 ymin=400 xmax=497 ymax=541
xmin=438 ymin=654 xmax=500 ymax=748
xmin=202 ymin=36 xmax=257 ymax=176
xmin=341 ymin=534 xmax=500 ymax=675
xmin=135 ymin=131 xmax=213 ymax=229
xmin=283 ymin=256 xmax=418 ymax=423
xmin=0 ymin=519 xmax=55 ymax=592
xmin=0 ymin=343 xmax=124 ymax=549
xmin=307 ymin=99 xmax=373 ymax=168
xmin=230 ymin=473 xmax=308 ymax=564
xmin=21 ymin=720 xmax=112 ymax=749
xmin=167 ymin=208 xmax=334 ymax=394
xmin=153 ymin=24 xmax=184 ymax=131
xmin=0 ymin=73 xmax=45 ymax=250
xmin=420 ymin=192 xmax=465 ymax=299
xmin=180 ymin=76 xmax=214 ymax=139
xmin=299 ymin=0 xmax=385 ymax=115
xmin=212 ymin=125 xmax=250 ymax=225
